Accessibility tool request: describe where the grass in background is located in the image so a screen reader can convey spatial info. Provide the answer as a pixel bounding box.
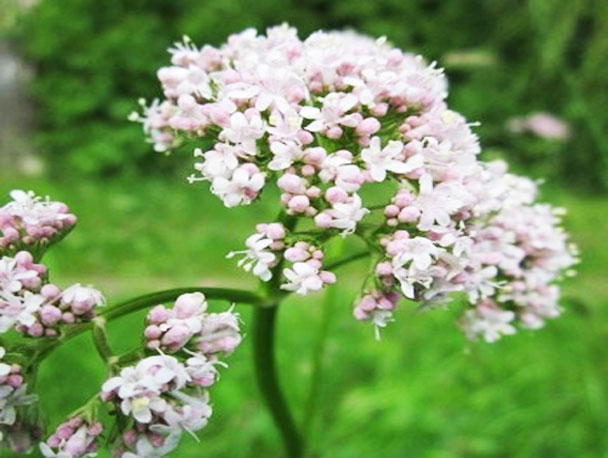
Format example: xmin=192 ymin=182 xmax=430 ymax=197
xmin=0 ymin=175 xmax=606 ymax=458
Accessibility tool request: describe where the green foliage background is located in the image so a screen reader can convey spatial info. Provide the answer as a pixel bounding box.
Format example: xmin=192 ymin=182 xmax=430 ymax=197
xmin=12 ymin=0 xmax=608 ymax=188
xmin=1 ymin=1 xmax=608 ymax=457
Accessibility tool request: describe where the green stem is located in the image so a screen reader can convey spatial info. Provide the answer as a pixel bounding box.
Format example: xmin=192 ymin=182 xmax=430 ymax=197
xmin=29 ymin=286 xmax=267 ymax=367
xmin=252 ymin=305 xmax=303 ymax=458
xmin=100 ymin=287 xmax=268 ymax=322
xmin=92 ymin=317 xmax=115 ymax=364
xmin=325 ymin=250 xmax=370 ymax=271
xmin=302 ymin=285 xmax=336 ymax=440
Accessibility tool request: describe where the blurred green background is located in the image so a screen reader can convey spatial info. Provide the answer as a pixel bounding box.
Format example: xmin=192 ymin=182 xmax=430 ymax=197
xmin=1 ymin=0 xmax=607 ymax=457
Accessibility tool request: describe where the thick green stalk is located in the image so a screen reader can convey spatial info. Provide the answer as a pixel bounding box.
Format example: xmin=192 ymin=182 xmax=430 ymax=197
xmin=252 ymin=305 xmax=303 ymax=458
xmin=302 ymin=285 xmax=336 ymax=439
xmin=251 ymin=212 xmax=302 ymax=457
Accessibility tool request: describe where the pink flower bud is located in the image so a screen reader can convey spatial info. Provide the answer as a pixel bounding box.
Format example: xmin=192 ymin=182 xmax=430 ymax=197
xmin=306 ymin=186 xmax=321 ymax=199
xmin=177 ymin=94 xmax=197 ymax=112
xmin=67 ymin=417 xmax=83 ymax=429
xmin=147 ymin=339 xmax=161 ymax=350
xmin=298 ymin=130 xmax=314 ymax=145
xmin=28 ymin=323 xmax=44 ymax=337
xmin=7 ymin=374 xmax=23 ymax=388
xmin=64 ymin=214 xmax=77 ymax=226
xmin=384 ymin=204 xmax=400 ymax=217
xmin=375 ymin=262 xmax=393 ymax=276
xmin=277 ymin=173 xmax=306 ymax=194
xmin=47 ymin=436 xmax=61 ymax=448
xmin=2 ymin=227 xmax=19 ymax=241
xmin=147 ymin=305 xmax=170 ymax=324
xmin=301 ymin=164 xmax=316 ymax=176
xmin=144 ymin=325 xmax=162 ymax=339
xmin=88 ymin=423 xmax=103 ymax=436
xmin=174 ymin=292 xmax=206 ymax=318
xmin=161 ymin=324 xmax=192 ymax=350
xmin=41 ymin=284 xmax=61 ymax=300
xmin=353 ymin=307 xmax=369 ymax=320
xmin=371 ymin=103 xmax=389 ymax=117
xmin=314 ymin=212 xmax=333 ymax=228
xmin=407 ymin=168 xmax=424 ymax=179
xmin=284 ymin=247 xmax=310 ymax=262
xmin=265 ymin=223 xmax=285 ymax=240
xmin=307 ymin=259 xmax=322 ymax=270
xmin=56 ymin=424 xmax=74 ymax=441
xmin=335 ymin=149 xmax=353 ymax=161
xmin=398 ymin=206 xmax=420 ymax=223
xmin=394 ymin=191 xmax=415 ymax=207
xmin=319 ymin=271 xmax=336 ymax=284
xmin=325 ymin=186 xmax=348 ymax=204
xmin=288 ymin=195 xmax=310 ymax=213
xmin=304 ymin=147 xmax=326 ymax=164
xmin=40 ymin=305 xmax=62 ymax=326
xmin=14 ymin=251 xmax=34 ymax=267
xmin=356 ymin=117 xmax=381 ymax=136
xmin=149 ymin=433 xmax=165 ymax=447
xmin=326 ymin=126 xmax=343 ymax=139
xmin=123 ymin=431 xmax=137 ymax=447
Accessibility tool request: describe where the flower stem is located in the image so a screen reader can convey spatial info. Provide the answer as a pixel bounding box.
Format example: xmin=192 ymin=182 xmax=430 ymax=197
xmin=302 ymin=285 xmax=336 ymax=440
xmin=325 ymin=250 xmax=370 ymax=271
xmin=91 ymin=317 xmax=115 ymax=366
xmin=100 ymin=287 xmax=268 ymax=322
xmin=252 ymin=305 xmax=303 ymax=458
xmin=29 ymin=287 xmax=267 ymax=367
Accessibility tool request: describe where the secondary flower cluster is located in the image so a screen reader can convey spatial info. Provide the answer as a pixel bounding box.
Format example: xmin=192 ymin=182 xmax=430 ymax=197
xmin=0 ymin=190 xmax=76 ymax=258
xmin=0 ymin=347 xmax=38 ymax=447
xmin=136 ymin=25 xmax=577 ymax=342
xmin=144 ymin=291 xmax=241 ymax=356
xmin=101 ymin=292 xmax=241 ymax=457
xmin=0 ymin=191 xmax=105 ymax=338
xmin=40 ymin=417 xmax=103 ymax=458
xmin=368 ymin=166 xmax=578 ymax=341
xmin=0 ymin=347 xmax=42 ymax=456
xmin=227 ymin=223 xmax=336 ymax=295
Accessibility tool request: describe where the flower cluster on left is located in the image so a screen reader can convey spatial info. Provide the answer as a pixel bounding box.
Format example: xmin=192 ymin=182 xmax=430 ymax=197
xmin=0 ymin=190 xmax=104 ymax=337
xmin=0 ymin=190 xmax=105 ymax=453
xmin=0 ymin=191 xmax=244 ymax=457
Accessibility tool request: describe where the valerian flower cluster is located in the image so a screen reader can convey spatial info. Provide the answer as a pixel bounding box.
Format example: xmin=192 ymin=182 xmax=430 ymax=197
xmin=0 ymin=192 xmax=105 ymax=337
xmin=0 ymin=190 xmax=243 ymax=457
xmin=0 ymin=189 xmax=104 ymax=453
xmin=100 ymin=292 xmax=240 ymax=457
xmin=0 ymin=190 xmax=76 ymax=258
xmin=135 ymin=25 xmax=578 ymax=342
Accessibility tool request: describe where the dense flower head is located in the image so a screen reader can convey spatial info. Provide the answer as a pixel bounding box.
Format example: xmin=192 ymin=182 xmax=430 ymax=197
xmin=136 ymin=25 xmax=577 ymax=342
xmin=102 ymin=293 xmax=242 ymax=456
xmin=144 ymin=292 xmax=242 ymax=356
xmin=101 ymin=354 xmax=218 ymax=457
xmin=0 ymin=347 xmax=38 ymax=444
xmin=0 ymin=192 xmax=104 ymax=339
xmin=0 ymin=254 xmax=105 ymax=337
xmin=0 ymin=190 xmax=76 ymax=258
xmin=40 ymin=417 xmax=103 ymax=458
